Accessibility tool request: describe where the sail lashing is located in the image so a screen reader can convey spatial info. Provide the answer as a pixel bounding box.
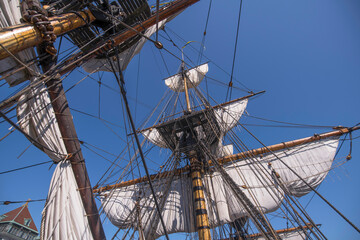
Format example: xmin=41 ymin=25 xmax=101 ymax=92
xmin=41 ymin=161 xmax=93 ymax=239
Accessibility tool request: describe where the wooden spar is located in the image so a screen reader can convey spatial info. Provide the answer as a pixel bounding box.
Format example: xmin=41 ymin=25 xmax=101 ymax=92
xmin=0 ymin=10 xmax=96 ymax=60
xmin=93 ymin=126 xmax=359 ymax=193
xmin=0 ymin=0 xmax=200 ymax=70
xmin=212 ymin=90 xmax=265 ymax=109
xmin=191 ymin=172 xmax=211 ymax=239
xmin=0 ymin=0 xmax=198 ymax=61
xmin=183 ymin=70 xmax=192 ymax=112
xmin=213 ymin=125 xmax=360 ymax=166
xmin=93 ymin=167 xmax=189 ymax=194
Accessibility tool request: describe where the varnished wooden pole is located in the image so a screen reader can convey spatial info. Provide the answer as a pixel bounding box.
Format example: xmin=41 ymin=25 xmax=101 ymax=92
xmin=0 ymin=10 xmax=95 ymax=60
xmin=214 ymin=126 xmax=359 ymax=166
xmin=183 ymin=73 xmax=192 ymax=112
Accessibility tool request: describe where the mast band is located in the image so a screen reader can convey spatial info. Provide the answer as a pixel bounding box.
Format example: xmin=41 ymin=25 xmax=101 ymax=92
xmin=192 ymin=176 xmax=202 ymax=180
xmin=197 ymin=226 xmax=210 ymax=230
xmin=193 ymin=186 xmax=204 ymax=191
xmin=195 ymin=209 xmax=208 ymax=215
xmin=194 ymin=198 xmax=206 ymax=202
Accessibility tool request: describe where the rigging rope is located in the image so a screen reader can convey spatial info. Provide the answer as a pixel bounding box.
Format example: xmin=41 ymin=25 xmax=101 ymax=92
xmin=1 ymin=199 xmax=46 ymax=205
xmin=0 ymin=160 xmax=52 ymax=175
xmin=226 ymin=0 xmax=244 ymax=102
xmin=197 ymin=0 xmax=213 ymax=64
xmin=106 ymin=50 xmax=170 ymax=240
xmin=0 ymin=110 xmax=66 ymax=158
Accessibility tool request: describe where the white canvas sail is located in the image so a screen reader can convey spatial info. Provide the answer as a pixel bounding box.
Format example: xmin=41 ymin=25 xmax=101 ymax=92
xmin=17 ymin=83 xmax=68 ymax=162
xmin=142 ymin=128 xmax=168 ymax=148
xmin=100 ymin=137 xmax=339 ymax=237
xmin=41 ymin=161 xmax=93 ymax=240
xmin=214 ymin=99 xmax=248 ymax=133
xmin=164 ymin=63 xmax=208 ymax=92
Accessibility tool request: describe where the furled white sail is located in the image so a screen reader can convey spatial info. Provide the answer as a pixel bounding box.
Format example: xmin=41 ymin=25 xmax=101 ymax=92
xmin=142 ymin=128 xmax=168 ymax=148
xmin=100 ymin=137 xmax=338 ymax=237
xmin=41 ymin=161 xmax=93 ymax=240
xmin=82 ymin=19 xmax=168 ymax=73
xmin=17 ymin=83 xmax=68 ymax=162
xmin=164 ymin=63 xmax=208 ymax=92
xmin=0 ymin=0 xmax=40 ymax=86
xmin=214 ymin=99 xmax=248 ymax=133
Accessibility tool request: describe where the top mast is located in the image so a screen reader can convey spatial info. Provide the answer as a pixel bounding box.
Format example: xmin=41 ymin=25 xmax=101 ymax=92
xmin=181 ymin=59 xmax=192 ymax=113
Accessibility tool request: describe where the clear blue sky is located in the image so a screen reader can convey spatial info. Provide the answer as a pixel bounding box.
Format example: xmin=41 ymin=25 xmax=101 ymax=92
xmin=1 ymin=0 xmax=359 ymax=239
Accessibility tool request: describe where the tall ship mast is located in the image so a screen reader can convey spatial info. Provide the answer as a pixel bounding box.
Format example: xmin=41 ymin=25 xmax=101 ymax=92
xmin=0 ymin=0 xmax=359 ymax=239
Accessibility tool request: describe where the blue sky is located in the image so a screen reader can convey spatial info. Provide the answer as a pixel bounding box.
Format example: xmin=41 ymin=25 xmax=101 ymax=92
xmin=1 ymin=0 xmax=359 ymax=239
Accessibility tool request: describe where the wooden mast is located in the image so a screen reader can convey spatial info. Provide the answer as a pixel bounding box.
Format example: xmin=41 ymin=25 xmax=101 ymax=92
xmin=189 ymin=151 xmax=212 ymax=240
xmin=93 ymin=126 xmax=359 ymax=193
xmin=182 ymin=63 xmax=192 ymax=113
